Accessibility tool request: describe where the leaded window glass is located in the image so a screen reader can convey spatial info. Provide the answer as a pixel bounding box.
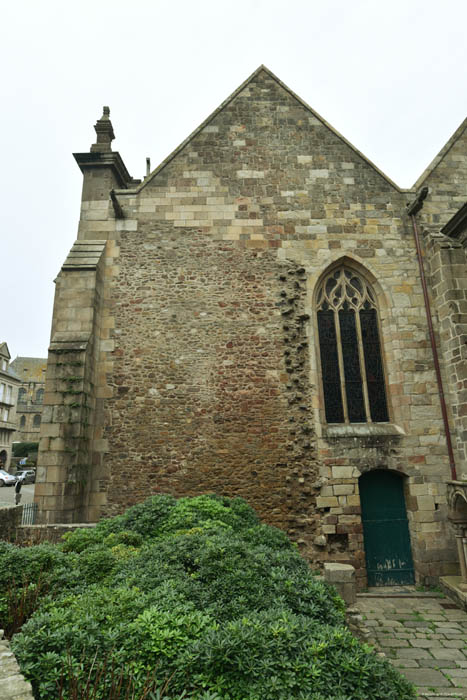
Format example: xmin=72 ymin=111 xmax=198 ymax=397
xmin=316 ymin=268 xmax=389 ymax=424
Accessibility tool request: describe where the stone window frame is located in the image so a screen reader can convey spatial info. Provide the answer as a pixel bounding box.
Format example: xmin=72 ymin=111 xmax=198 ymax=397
xmin=20 ymin=415 xmax=26 ymax=428
xmin=314 ymin=261 xmax=392 ymax=428
xmin=33 ymin=414 xmax=41 ymax=428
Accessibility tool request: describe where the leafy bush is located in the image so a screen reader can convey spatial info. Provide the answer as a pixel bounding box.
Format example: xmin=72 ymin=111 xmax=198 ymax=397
xmin=173 ymin=609 xmax=413 ymax=700
xmin=113 ymin=529 xmax=345 ymax=625
xmin=12 ymin=586 xmax=153 ymax=697
xmin=6 ymin=495 xmax=416 ymax=700
xmin=0 ymin=542 xmax=84 ymax=631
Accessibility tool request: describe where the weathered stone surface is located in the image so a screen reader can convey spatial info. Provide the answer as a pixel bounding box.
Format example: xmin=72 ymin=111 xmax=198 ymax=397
xmin=401 ymin=668 xmax=453 ymax=686
xmin=34 ymin=65 xmax=467 ymax=585
xmin=356 ymin=592 xmax=467 ymax=696
xmin=0 ymin=632 xmax=34 ymax=700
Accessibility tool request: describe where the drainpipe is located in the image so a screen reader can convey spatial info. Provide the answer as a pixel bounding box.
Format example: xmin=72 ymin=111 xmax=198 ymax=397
xmin=406 ymin=187 xmax=457 ymax=481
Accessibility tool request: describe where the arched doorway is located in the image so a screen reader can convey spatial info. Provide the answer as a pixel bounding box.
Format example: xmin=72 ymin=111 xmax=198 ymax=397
xmin=360 ymin=470 xmax=414 ymax=586
xmin=0 ymin=450 xmax=7 ymax=466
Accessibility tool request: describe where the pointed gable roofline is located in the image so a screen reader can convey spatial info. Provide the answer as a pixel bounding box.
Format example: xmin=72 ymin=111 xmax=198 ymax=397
xmin=0 ymin=343 xmax=11 ymax=360
xmin=413 ymin=117 xmax=467 ymax=190
xmin=115 ymin=65 xmax=402 ymax=195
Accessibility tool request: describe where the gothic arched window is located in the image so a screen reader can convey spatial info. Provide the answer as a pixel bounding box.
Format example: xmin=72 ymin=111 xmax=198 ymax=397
xmin=316 ymin=267 xmax=389 ymax=424
xmin=20 ymin=415 xmax=26 ymax=428
xmin=33 ymin=414 xmax=41 ymax=428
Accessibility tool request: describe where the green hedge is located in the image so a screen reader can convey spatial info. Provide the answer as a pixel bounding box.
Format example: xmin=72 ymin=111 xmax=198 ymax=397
xmin=3 ymin=494 xmax=416 ymax=700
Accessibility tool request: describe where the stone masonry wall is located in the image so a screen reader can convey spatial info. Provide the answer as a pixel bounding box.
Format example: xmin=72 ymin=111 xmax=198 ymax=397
xmin=35 ymin=241 xmax=108 ymax=523
xmin=103 ymin=236 xmax=319 ymax=537
xmin=0 ymin=506 xmax=22 ymax=543
xmin=37 ymin=68 xmax=467 ymax=585
xmin=416 ymin=124 xmax=467 ymax=480
xmin=95 ymin=68 xmax=459 ymax=580
xmin=425 ymin=233 xmax=467 ymax=478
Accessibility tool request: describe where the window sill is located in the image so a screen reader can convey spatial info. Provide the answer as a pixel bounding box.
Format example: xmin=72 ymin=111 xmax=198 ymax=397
xmin=323 ymin=423 xmax=405 ymax=438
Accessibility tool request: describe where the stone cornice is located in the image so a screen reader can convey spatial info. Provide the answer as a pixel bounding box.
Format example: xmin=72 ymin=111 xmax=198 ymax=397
xmin=73 ymin=151 xmax=134 ymax=189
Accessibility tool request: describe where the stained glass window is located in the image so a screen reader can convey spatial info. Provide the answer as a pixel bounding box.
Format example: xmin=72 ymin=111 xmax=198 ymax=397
xmin=316 ymin=268 xmax=389 ymax=424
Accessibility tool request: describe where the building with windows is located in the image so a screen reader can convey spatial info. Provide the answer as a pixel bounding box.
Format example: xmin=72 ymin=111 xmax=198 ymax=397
xmin=34 ymin=66 xmax=467 ymax=589
xmin=0 ymin=343 xmax=20 ymax=469
xmin=10 ymin=357 xmax=47 ymax=443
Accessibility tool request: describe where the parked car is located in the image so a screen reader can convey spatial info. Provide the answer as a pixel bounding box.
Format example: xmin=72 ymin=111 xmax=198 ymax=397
xmin=0 ymin=469 xmax=17 ymax=487
xmin=15 ymin=469 xmax=36 ymax=484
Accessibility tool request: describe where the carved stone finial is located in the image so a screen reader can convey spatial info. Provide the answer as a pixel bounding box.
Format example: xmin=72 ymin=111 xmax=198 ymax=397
xmin=91 ymin=106 xmax=115 ymax=153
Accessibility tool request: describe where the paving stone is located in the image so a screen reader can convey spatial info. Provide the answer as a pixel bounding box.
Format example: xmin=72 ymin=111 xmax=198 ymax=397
xmin=396 ymin=647 xmax=434 ymax=659
xmin=417 ymin=691 xmax=466 ymax=699
xmin=435 ymin=628 xmax=465 ymax=635
xmin=379 ymin=619 xmax=404 ymax=627
xmin=355 ymin=592 xmax=467 ymax=698
xmin=400 ymin=668 xmax=453 ymax=686
xmin=410 ymin=638 xmax=442 ymax=648
xmin=432 ymin=649 xmax=467 ymax=661
xmin=418 ymin=659 xmax=459 ymax=668
xmin=378 ymin=638 xmax=410 ymax=647
xmin=391 ymin=658 xmax=419 ymax=667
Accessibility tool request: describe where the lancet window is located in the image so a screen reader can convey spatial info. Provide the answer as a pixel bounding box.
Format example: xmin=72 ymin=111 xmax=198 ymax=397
xmin=316 ymin=267 xmax=389 ymax=424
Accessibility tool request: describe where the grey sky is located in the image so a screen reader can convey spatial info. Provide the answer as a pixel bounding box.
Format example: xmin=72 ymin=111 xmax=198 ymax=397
xmin=2 ymin=0 xmax=467 ymax=359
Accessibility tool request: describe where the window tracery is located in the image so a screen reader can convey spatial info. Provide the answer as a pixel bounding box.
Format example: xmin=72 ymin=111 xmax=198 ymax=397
xmin=316 ymin=267 xmax=388 ymax=424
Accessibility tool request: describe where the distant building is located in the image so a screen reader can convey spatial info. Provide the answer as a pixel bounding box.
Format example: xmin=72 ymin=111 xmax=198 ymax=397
xmin=0 ymin=343 xmax=20 ymax=469
xmin=10 ymin=357 xmax=47 ymax=443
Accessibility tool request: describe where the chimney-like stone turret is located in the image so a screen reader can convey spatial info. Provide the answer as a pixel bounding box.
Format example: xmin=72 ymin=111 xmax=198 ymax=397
xmin=91 ymin=106 xmax=115 ymax=153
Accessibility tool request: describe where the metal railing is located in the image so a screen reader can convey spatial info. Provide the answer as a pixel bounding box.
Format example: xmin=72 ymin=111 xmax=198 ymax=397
xmin=21 ymin=502 xmax=38 ymax=525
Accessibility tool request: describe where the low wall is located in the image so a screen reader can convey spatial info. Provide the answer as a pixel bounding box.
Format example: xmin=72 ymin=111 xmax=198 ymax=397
xmin=17 ymin=523 xmax=96 ymax=546
xmin=0 ymin=506 xmax=23 ymax=543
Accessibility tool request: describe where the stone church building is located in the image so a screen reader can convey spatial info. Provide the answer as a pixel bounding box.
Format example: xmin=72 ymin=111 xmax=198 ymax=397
xmin=35 ymin=66 xmax=467 ymax=588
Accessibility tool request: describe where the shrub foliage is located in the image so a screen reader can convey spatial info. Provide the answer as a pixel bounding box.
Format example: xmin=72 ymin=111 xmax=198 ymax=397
xmin=2 ymin=494 xmax=416 ymax=700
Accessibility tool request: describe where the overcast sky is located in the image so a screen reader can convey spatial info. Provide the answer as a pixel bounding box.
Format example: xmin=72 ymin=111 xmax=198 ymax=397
xmin=2 ymin=0 xmax=467 ymax=360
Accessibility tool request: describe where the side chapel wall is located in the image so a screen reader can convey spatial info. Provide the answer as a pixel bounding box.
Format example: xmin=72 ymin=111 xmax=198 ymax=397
xmin=99 ymin=69 xmax=457 ymax=584
xmin=35 ymin=68 xmax=463 ymax=585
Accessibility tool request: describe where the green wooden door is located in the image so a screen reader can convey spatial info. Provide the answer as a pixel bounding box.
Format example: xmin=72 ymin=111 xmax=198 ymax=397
xmin=360 ymin=470 xmax=415 ymax=586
